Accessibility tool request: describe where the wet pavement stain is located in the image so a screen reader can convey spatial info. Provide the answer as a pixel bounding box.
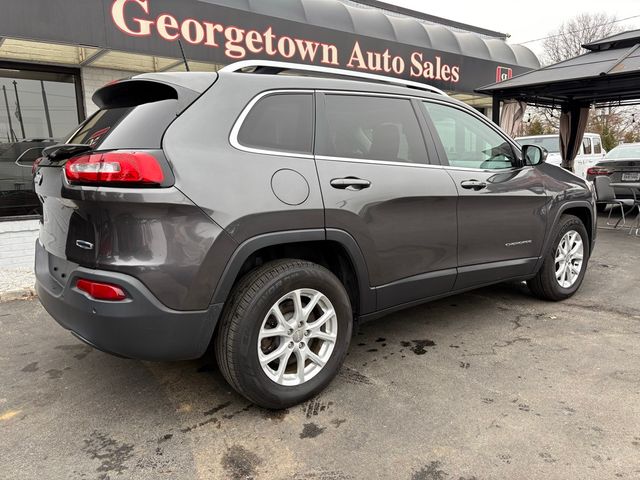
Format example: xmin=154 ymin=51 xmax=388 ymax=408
xmin=21 ymin=362 xmax=38 ymax=373
xmin=408 ymin=340 xmax=436 ymax=355
xmin=180 ymin=417 xmax=220 ymax=433
xmin=302 ymin=398 xmax=333 ymax=418
xmin=261 ymin=408 xmax=289 ymax=422
xmin=300 ymin=422 xmax=326 ymax=439
xmin=375 ymin=337 xmax=386 ymax=343
xmin=204 ymin=400 xmax=232 ymax=416
xmin=292 ymin=470 xmax=352 ymax=479
xmin=55 ymin=344 xmax=93 ymax=360
xmin=46 ymin=369 xmax=64 ymax=379
xmin=222 ymin=445 xmax=262 ymax=480
xmin=411 ymin=461 xmax=448 ymax=480
xmin=339 ymin=364 xmax=373 ymax=385
xmin=82 ymin=430 xmax=134 ymax=476
xmin=331 ymin=418 xmax=347 ymax=428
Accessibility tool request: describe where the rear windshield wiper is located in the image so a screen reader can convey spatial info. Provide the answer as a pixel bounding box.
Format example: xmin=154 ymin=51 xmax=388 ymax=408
xmin=42 ymin=144 xmax=92 ymax=162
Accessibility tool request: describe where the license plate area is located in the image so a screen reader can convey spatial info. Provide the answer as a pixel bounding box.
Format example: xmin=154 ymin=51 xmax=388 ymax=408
xmin=622 ymin=172 xmax=640 ymax=181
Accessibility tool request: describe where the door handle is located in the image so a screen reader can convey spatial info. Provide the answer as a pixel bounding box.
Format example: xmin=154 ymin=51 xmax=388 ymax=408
xmin=460 ymin=180 xmax=487 ymax=191
xmin=330 ymin=177 xmax=371 ymax=191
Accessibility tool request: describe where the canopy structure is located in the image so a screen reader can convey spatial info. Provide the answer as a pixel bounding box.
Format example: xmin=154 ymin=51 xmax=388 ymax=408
xmin=477 ymin=30 xmax=640 ymax=108
xmin=476 ymin=30 xmax=640 ymax=168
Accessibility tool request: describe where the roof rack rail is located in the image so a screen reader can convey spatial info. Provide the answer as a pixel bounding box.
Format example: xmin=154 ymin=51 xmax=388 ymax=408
xmin=220 ymin=60 xmax=447 ymax=96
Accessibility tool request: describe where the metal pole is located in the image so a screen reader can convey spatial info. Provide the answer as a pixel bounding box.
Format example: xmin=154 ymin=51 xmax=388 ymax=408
xmin=12 ymin=80 xmax=26 ymax=139
xmin=2 ymin=85 xmax=16 ymax=142
xmin=492 ymin=96 xmax=501 ymax=126
xmin=40 ymin=81 xmax=53 ymax=139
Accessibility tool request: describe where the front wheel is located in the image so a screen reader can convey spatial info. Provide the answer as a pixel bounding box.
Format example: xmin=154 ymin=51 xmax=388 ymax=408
xmin=527 ymin=214 xmax=590 ymax=301
xmin=215 ymin=259 xmax=353 ymax=409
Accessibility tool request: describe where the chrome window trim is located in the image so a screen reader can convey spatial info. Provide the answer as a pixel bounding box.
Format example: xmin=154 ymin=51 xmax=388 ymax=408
xmin=229 ymin=89 xmax=315 ymax=159
xmin=221 ymin=60 xmax=447 ymax=96
xmin=315 ymin=155 xmax=523 ymax=174
xmin=320 ymin=89 xmax=427 ymax=101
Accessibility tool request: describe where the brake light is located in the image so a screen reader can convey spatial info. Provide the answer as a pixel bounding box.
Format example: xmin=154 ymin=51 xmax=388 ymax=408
xmin=76 ymin=279 xmax=127 ymax=301
xmin=587 ymin=166 xmax=610 ymax=176
xmin=65 ymin=151 xmax=164 ymax=185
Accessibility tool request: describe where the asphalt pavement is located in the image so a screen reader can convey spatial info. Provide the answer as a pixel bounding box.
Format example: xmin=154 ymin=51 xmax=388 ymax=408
xmin=1 ymin=227 xmax=639 ymax=480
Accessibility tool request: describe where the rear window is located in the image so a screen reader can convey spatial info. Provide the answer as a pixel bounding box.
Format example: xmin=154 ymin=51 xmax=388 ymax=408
xmin=67 ymin=108 xmax=133 ymax=147
xmin=237 ymin=93 xmax=314 ymax=155
xmin=67 ymin=99 xmax=180 ymax=150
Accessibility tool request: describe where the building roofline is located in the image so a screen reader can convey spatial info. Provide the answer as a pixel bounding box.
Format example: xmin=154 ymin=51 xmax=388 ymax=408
xmin=350 ymin=0 xmax=509 ymax=39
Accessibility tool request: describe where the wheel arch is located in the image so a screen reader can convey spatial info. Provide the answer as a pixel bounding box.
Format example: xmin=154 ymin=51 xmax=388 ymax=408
xmin=537 ymin=200 xmax=596 ymax=272
xmin=210 ymin=229 xmax=376 ymax=317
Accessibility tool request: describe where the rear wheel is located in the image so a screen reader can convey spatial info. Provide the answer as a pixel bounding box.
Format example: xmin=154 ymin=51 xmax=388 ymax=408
xmin=215 ymin=259 xmax=352 ymax=409
xmin=527 ymin=215 xmax=590 ymax=301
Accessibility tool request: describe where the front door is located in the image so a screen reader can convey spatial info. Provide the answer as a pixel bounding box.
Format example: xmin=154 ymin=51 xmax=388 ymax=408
xmin=421 ymin=100 xmax=548 ymax=290
xmin=315 ymin=93 xmax=458 ymax=310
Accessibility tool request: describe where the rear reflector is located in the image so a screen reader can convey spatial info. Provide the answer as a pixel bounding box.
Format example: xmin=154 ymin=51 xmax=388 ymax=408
xmin=587 ymin=167 xmax=611 ymax=176
xmin=65 ymin=151 xmax=164 ymax=185
xmin=76 ymin=279 xmax=127 ymax=301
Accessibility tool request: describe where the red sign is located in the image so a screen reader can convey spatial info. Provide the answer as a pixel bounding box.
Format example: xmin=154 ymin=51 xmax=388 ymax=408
xmin=496 ymin=66 xmax=513 ymax=82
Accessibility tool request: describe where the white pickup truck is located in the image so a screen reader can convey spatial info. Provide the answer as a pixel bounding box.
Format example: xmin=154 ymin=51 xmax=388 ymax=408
xmin=515 ymin=133 xmax=606 ymax=178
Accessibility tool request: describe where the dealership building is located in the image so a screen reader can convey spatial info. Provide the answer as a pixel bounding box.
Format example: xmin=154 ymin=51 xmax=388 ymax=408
xmin=0 ymin=0 xmax=539 ymax=273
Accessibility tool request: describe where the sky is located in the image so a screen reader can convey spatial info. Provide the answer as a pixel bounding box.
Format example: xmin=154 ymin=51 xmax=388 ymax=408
xmin=386 ymin=0 xmax=639 ymax=56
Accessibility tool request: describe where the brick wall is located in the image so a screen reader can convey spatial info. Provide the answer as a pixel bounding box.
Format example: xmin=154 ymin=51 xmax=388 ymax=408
xmin=0 ymin=219 xmax=39 ymax=269
xmin=81 ymin=67 xmax=136 ymax=116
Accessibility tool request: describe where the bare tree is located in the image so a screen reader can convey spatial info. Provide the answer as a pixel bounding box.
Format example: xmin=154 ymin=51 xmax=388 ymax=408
xmin=542 ymin=13 xmax=622 ymax=65
xmin=528 ymin=13 xmax=638 ymax=152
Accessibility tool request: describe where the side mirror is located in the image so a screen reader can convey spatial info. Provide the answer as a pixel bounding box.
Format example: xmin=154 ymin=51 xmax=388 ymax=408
xmin=15 ymin=147 xmax=45 ymax=168
xmin=522 ymin=144 xmax=548 ymax=166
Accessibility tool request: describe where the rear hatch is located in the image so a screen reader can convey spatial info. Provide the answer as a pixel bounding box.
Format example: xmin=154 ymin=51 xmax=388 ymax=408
xmin=596 ymin=159 xmax=640 ymax=183
xmin=35 ymin=73 xmax=217 ymax=268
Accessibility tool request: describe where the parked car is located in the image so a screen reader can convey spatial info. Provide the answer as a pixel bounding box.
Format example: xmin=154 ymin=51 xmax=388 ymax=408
xmin=515 ymin=133 xmax=605 ymax=178
xmin=587 ymin=142 xmax=640 ymax=202
xmin=34 ymin=62 xmax=596 ymax=409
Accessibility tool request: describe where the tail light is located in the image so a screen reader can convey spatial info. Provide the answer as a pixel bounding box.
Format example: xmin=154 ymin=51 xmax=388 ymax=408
xmin=65 ymin=151 xmax=164 ymax=186
xmin=76 ymin=279 xmax=127 ymax=301
xmin=586 ymin=166 xmax=610 ymax=176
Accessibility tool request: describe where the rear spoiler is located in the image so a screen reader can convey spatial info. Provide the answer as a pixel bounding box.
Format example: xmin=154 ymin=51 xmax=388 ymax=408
xmin=93 ymin=72 xmax=218 ymax=112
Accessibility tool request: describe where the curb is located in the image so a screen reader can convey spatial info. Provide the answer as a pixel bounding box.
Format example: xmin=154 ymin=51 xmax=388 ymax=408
xmin=0 ymin=288 xmax=37 ymax=303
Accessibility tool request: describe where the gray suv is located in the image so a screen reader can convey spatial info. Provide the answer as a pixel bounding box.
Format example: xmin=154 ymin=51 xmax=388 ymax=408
xmin=34 ymin=61 xmax=596 ymax=409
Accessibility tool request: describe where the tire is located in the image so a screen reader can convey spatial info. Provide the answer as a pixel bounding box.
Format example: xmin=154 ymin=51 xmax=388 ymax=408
xmin=596 ymin=204 xmax=607 ymax=213
xmin=527 ymin=214 xmax=590 ymax=301
xmin=215 ymin=259 xmax=353 ymax=409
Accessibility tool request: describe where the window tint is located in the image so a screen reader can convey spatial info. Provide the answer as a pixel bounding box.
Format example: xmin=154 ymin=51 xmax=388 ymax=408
xmin=593 ymin=136 xmax=602 ymax=154
xmin=321 ymin=95 xmax=427 ymax=163
xmin=423 ymin=102 xmax=516 ymax=170
xmin=237 ymin=93 xmax=313 ymax=155
xmin=582 ymin=137 xmax=592 ymax=155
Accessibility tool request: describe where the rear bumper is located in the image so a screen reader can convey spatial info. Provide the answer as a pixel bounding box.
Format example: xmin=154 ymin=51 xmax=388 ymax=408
xmin=35 ymin=241 xmax=222 ymax=361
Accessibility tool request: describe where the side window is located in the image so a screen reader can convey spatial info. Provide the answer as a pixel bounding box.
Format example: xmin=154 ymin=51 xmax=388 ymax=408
xmin=593 ymin=137 xmax=602 ymax=154
xmin=582 ymin=138 xmax=592 ymax=155
xmin=320 ymin=95 xmax=428 ymax=164
xmin=237 ymin=93 xmax=313 ymax=155
xmin=422 ymin=102 xmax=516 ymax=170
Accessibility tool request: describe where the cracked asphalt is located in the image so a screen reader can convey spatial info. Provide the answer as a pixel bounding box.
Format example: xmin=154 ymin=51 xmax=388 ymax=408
xmin=1 ymin=226 xmax=639 ymax=480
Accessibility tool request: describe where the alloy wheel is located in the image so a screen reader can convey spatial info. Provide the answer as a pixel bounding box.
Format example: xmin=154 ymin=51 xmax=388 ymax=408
xmin=257 ymin=289 xmax=338 ymax=386
xmin=555 ymin=230 xmax=584 ymax=288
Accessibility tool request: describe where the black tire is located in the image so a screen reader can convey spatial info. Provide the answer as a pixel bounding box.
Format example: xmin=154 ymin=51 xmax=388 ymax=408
xmin=527 ymin=214 xmax=590 ymax=301
xmin=215 ymin=259 xmax=353 ymax=409
xmin=596 ymin=204 xmax=607 ymax=213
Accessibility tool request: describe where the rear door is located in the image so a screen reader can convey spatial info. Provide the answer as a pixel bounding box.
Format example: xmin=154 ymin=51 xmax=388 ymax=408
xmin=421 ymin=100 xmax=548 ymax=290
xmin=315 ymin=92 xmax=458 ymax=310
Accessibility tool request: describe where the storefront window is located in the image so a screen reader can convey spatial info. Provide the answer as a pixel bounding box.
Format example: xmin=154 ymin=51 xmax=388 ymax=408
xmin=0 ymin=65 xmax=82 ymax=218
